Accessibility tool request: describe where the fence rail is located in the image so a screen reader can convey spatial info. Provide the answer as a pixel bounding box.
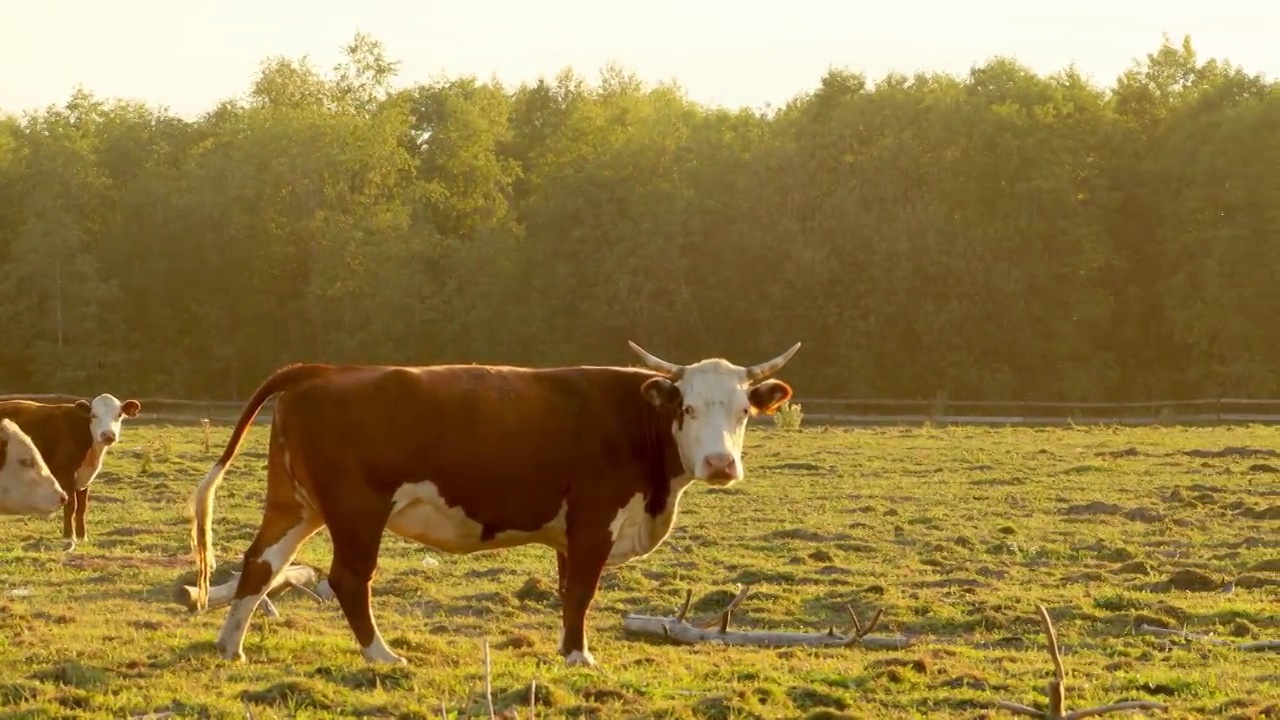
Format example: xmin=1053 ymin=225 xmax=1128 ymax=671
xmin=4 ymin=393 xmax=1280 ymax=428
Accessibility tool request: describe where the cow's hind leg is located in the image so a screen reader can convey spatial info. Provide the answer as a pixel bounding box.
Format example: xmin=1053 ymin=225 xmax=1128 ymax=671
xmin=321 ymin=484 xmax=402 ymax=665
xmin=214 ymin=494 xmax=324 ymax=661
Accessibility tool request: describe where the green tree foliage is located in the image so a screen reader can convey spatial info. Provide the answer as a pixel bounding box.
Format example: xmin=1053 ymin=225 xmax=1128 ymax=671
xmin=0 ymin=33 xmax=1275 ymax=401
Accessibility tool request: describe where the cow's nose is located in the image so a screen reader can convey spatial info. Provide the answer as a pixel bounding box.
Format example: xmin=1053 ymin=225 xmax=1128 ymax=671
xmin=702 ymin=452 xmax=737 ymax=478
xmin=100 ymin=432 xmax=116 ymax=443
xmin=57 ymin=494 xmax=68 ymax=506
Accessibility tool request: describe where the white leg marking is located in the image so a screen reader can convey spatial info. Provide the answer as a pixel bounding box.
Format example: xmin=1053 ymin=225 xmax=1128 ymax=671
xmin=564 ymin=649 xmax=596 ymax=667
xmin=213 ymin=517 xmax=318 ymax=662
xmin=362 ymin=633 xmax=407 ymax=665
xmin=63 ymin=539 xmax=77 ymax=552
xmin=215 ymin=597 xmax=253 ymax=661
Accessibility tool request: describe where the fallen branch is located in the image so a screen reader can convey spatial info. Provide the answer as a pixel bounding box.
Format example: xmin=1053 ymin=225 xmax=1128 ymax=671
xmin=621 ymin=585 xmax=913 ymax=650
xmin=994 ymin=605 xmax=1169 ymax=718
xmin=1135 ymin=624 xmax=1280 ymax=652
xmin=178 ymin=564 xmax=321 ymax=612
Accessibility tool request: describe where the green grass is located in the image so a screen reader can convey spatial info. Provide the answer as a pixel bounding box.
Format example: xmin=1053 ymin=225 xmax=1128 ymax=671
xmin=1 ymin=421 xmax=1278 ymax=719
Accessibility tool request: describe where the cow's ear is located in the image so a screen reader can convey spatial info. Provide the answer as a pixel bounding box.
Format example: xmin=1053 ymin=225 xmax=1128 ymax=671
xmin=121 ymin=399 xmax=141 ymax=417
xmin=75 ymin=400 xmax=91 ymax=414
xmin=748 ymin=379 xmax=793 ymax=415
xmin=641 ymin=377 xmax=682 ymax=409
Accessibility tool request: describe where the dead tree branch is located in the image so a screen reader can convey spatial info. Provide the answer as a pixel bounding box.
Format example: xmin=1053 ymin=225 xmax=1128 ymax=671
xmin=1135 ymin=624 xmax=1280 ymax=652
xmin=994 ymin=605 xmax=1169 ymax=719
xmin=621 ymin=585 xmax=913 ymax=650
xmin=178 ymin=564 xmax=320 ymax=613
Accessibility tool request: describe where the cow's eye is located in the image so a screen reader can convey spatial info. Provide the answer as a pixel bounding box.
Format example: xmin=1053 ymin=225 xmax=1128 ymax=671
xmin=683 ymin=405 xmax=694 ymax=416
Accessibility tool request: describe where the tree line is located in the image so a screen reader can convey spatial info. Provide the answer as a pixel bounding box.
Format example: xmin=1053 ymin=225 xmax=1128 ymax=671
xmin=0 ymin=34 xmax=1276 ymax=403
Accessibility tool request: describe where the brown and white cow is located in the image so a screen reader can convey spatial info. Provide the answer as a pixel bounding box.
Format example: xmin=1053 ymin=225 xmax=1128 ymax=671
xmin=189 ymin=341 xmax=800 ymax=667
xmin=0 ymin=394 xmax=142 ymax=549
xmin=0 ymin=418 xmax=68 ymax=516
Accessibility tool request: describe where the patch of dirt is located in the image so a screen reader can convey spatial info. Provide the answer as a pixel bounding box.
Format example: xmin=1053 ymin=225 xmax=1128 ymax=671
xmin=866 ymin=656 xmax=930 ymax=674
xmin=1246 ymin=558 xmax=1280 ymax=573
xmin=1097 ymin=446 xmax=1148 ymax=458
xmin=63 ymin=555 xmax=190 ymax=572
xmin=762 ymin=461 xmax=838 ymax=475
xmin=920 ymin=577 xmax=987 ymax=589
xmin=581 ymin=687 xmax=635 ymax=705
xmin=1062 ymin=571 xmax=1107 ymax=584
xmin=1182 ymin=447 xmax=1278 ymax=459
xmin=1059 ymin=464 xmax=1106 ymax=475
xmin=1220 ymin=536 xmax=1278 ymax=550
xmin=512 ymin=577 xmax=558 ymax=604
xmin=1233 ymin=574 xmax=1280 ymax=590
xmin=99 ymin=526 xmax=147 ymax=537
xmin=1063 ymin=501 xmax=1125 ymax=516
xmin=238 ymin=676 xmax=332 ymax=707
xmin=1149 ymin=568 xmax=1226 ymax=593
xmin=1122 ymin=507 xmax=1166 ymax=523
xmin=1113 ymin=560 xmax=1157 ymax=575
xmin=763 ymin=528 xmax=846 ymax=542
xmin=1247 ymin=463 xmax=1280 ymax=474
xmin=492 ymin=633 xmax=536 ymax=650
xmin=939 ymin=674 xmax=991 ymax=691
xmin=1234 ymin=505 xmax=1280 ymax=521
xmin=807 ymin=549 xmax=834 ymax=563
xmin=970 ymin=476 xmax=1027 ymax=486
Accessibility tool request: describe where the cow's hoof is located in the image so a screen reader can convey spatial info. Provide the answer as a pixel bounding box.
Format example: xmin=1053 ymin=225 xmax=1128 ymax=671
xmin=215 ymin=641 xmax=245 ymax=662
xmin=564 ymin=650 xmax=596 ymax=667
xmin=361 ymin=644 xmax=408 ymax=665
xmin=62 ymin=539 xmax=77 ymax=552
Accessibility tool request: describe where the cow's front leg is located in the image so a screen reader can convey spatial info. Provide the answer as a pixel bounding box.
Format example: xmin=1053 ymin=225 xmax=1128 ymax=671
xmin=61 ymin=490 xmax=79 ymax=551
xmin=559 ymin=529 xmax=611 ymax=667
xmin=73 ymin=489 xmax=89 ymax=541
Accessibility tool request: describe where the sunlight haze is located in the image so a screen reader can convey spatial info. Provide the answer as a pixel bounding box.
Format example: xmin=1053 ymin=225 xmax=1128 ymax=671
xmin=3 ymin=0 xmax=1278 ymax=117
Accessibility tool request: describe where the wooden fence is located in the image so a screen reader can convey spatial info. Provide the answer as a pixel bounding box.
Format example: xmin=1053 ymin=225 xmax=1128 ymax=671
xmin=4 ymin=393 xmax=1280 ymax=428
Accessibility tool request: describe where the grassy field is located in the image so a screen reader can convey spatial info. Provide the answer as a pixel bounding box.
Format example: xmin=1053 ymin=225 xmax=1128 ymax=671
xmin=1 ymin=421 xmax=1277 ymax=719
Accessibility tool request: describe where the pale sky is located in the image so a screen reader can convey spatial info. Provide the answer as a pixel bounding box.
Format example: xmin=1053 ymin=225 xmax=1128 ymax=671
xmin=3 ymin=0 xmax=1277 ymax=119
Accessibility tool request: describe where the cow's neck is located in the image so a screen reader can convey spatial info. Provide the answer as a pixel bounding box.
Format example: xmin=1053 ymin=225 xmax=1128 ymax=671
xmin=74 ymin=441 xmax=109 ymax=490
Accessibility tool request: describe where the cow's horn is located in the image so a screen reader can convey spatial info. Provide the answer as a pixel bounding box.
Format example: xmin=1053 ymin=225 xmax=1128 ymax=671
xmin=744 ymin=342 xmax=802 ymax=382
xmin=627 ymin=341 xmax=684 ymax=377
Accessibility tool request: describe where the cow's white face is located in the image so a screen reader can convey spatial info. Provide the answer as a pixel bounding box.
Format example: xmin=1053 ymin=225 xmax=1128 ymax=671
xmin=82 ymin=394 xmax=142 ymax=446
xmin=0 ymin=418 xmax=67 ymax=516
xmin=633 ymin=343 xmax=799 ymax=487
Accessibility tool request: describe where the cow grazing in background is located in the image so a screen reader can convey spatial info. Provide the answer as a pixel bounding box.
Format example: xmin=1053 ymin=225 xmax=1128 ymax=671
xmin=0 ymin=418 xmax=68 ymax=516
xmin=0 ymin=394 xmax=142 ymax=549
xmin=190 ymin=340 xmax=801 ymax=667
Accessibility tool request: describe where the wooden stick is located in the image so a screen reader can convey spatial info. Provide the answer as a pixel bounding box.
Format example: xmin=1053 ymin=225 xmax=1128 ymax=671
xmin=622 ymin=584 xmax=913 ymax=650
xmin=178 ymin=564 xmax=319 ymax=612
xmin=483 ymin=638 xmax=495 ymax=720
xmin=1135 ymin=624 xmax=1280 ymax=652
xmin=992 ymin=605 xmax=1170 ymax=718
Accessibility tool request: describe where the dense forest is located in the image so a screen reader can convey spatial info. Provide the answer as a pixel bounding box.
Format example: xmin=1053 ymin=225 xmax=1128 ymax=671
xmin=0 ymin=34 xmax=1275 ymax=402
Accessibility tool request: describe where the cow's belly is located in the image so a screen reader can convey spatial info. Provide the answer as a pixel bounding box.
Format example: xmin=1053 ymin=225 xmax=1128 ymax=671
xmin=385 ymin=481 xmax=567 ymax=554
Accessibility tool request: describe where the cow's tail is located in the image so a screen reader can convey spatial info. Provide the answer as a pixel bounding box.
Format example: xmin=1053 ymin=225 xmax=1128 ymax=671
xmin=188 ymin=363 xmax=331 ymax=612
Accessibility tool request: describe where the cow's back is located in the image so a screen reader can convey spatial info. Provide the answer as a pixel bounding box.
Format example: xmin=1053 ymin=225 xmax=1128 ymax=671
xmin=0 ymin=401 xmax=88 ymax=478
xmin=277 ymin=364 xmax=676 ymax=527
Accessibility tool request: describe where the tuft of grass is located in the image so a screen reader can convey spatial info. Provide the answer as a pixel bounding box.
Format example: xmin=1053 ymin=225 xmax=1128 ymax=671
xmin=0 ymin=421 xmax=1276 ymax=718
xmin=773 ymin=400 xmax=804 ymax=430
